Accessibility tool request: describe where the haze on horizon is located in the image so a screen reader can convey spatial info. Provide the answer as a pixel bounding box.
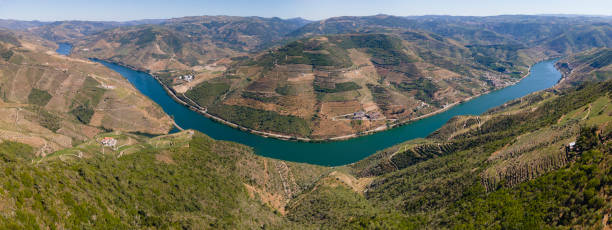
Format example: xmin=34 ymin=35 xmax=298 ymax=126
xmin=1 ymin=0 xmax=612 ymax=22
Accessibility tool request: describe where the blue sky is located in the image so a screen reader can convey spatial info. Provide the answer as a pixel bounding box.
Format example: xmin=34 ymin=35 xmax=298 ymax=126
xmin=1 ymin=0 xmax=612 ymax=21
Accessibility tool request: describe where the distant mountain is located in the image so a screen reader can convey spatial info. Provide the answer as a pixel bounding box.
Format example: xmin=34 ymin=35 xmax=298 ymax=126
xmin=24 ymin=19 xmax=167 ymax=42
xmin=71 ymin=16 xmax=308 ymax=72
xmin=0 ymin=19 xmax=49 ymax=30
xmin=292 ymin=14 xmax=612 ymax=53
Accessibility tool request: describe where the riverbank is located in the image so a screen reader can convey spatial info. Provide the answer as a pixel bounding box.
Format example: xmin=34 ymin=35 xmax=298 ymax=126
xmin=92 ymin=58 xmax=552 ymax=143
xmin=93 ymin=58 xmax=563 ymax=165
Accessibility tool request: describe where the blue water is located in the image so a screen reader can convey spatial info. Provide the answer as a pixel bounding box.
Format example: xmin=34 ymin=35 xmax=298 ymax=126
xmin=90 ymin=57 xmax=561 ymax=166
xmin=55 ymin=42 xmax=561 ymax=166
xmin=56 ymin=43 xmax=72 ymax=56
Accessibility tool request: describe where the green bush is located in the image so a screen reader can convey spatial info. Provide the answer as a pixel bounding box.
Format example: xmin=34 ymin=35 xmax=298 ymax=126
xmin=314 ymin=81 xmax=362 ymax=93
xmin=208 ymin=105 xmax=311 ymax=137
xmin=241 ymin=91 xmax=277 ymax=103
xmin=451 ymin=148 xmax=609 ymax=228
xmin=36 ymin=108 xmax=61 ymax=132
xmin=184 ymin=82 xmax=229 ymax=107
xmin=393 ymin=78 xmax=438 ymax=103
xmin=27 ymin=89 xmax=52 ymax=107
xmin=70 ymin=102 xmax=94 ymax=124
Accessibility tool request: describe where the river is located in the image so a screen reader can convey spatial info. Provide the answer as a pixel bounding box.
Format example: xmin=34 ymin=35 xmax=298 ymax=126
xmin=58 ymin=43 xmax=562 ymax=166
xmin=56 ymin=43 xmax=72 ymax=56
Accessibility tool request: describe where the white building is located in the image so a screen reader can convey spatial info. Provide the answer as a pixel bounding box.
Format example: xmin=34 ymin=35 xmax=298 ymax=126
xmin=180 ymin=75 xmax=194 ymax=82
xmin=101 ymin=137 xmax=117 ymax=147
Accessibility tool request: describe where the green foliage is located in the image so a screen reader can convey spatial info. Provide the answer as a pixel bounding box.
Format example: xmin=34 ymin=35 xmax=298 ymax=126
xmin=208 ymin=104 xmax=311 ymax=137
xmin=451 ymin=148 xmax=610 ymax=228
xmin=0 ymin=49 xmax=13 ymax=61
xmin=80 ymin=77 xmax=106 ymax=106
xmin=287 ymin=181 xmax=392 ymax=229
xmin=588 ymin=49 xmax=612 ymax=68
xmin=250 ymin=38 xmax=352 ymax=69
xmin=70 ymin=76 xmax=105 ymax=123
xmin=70 ymin=101 xmax=94 ymax=124
xmin=393 ymin=78 xmax=438 ymax=103
xmin=27 ymin=88 xmax=52 ymax=107
xmin=241 ymin=91 xmax=277 ymax=103
xmin=0 ymin=133 xmax=294 ymax=229
xmin=150 ymin=53 xmax=170 ymax=59
xmin=134 ymin=28 xmax=157 ymax=46
xmin=576 ymin=126 xmax=599 ymax=152
xmin=314 ymin=81 xmax=362 ymax=93
xmin=35 ymin=107 xmax=62 ymax=132
xmin=184 ymin=82 xmax=230 ymax=107
xmin=358 ymin=80 xmax=612 ymax=228
xmin=0 ymin=141 xmax=34 ymax=162
xmin=274 ymin=85 xmax=296 ymax=96
xmin=334 ymin=34 xmax=416 ymax=66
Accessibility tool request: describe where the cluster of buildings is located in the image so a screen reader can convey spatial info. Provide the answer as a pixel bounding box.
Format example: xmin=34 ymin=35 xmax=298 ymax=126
xmin=178 ymin=74 xmax=194 ymax=82
xmin=101 ymin=137 xmax=117 ymax=147
xmin=352 ymin=111 xmax=383 ymax=120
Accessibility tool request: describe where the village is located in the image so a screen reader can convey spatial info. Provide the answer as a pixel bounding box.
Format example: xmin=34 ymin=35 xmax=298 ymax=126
xmin=177 ymin=74 xmax=194 ymax=82
xmin=333 ymin=110 xmax=385 ymax=121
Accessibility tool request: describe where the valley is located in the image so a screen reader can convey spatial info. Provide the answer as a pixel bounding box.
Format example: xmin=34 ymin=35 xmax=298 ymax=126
xmin=0 ymin=12 xmax=611 ymax=229
xmin=0 ymin=66 xmax=609 ymax=229
xmin=96 ymin=58 xmax=562 ymax=165
xmin=65 ymin=15 xmax=612 ymax=139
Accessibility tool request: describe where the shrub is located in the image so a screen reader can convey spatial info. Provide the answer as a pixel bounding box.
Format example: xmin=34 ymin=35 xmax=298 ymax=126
xmin=314 ymin=82 xmax=362 ymax=93
xmin=207 ymin=105 xmax=311 ymax=137
xmin=70 ymin=102 xmax=94 ymax=124
xmin=184 ymin=82 xmax=230 ymax=107
xmin=27 ymin=89 xmax=52 ymax=106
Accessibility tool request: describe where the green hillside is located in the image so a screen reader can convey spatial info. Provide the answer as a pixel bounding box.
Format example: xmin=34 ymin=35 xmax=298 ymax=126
xmin=2 ymin=79 xmax=610 ymax=229
xmin=556 ymin=48 xmax=612 ymax=87
xmin=184 ymin=33 xmax=535 ymax=139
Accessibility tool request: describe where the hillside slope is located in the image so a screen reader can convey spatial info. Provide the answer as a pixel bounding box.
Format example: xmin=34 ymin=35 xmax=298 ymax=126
xmin=1 ymin=74 xmax=610 ymax=229
xmin=23 ymin=20 xmax=167 ymax=42
xmin=0 ymin=30 xmax=172 ymax=154
xmin=556 ymin=48 xmax=612 ymax=87
xmin=179 ymin=33 xmax=536 ymax=138
xmin=67 ymin=14 xmax=612 ymax=138
xmin=292 ymin=14 xmax=612 ymax=54
xmin=344 ymin=80 xmax=612 ymax=228
xmin=0 ymin=130 xmax=331 ymax=229
xmin=71 ymin=16 xmax=309 ymax=73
